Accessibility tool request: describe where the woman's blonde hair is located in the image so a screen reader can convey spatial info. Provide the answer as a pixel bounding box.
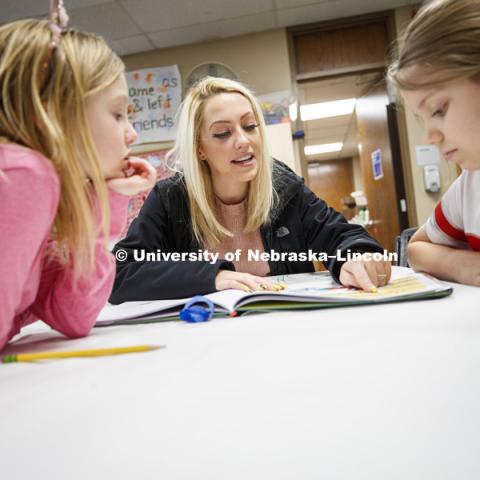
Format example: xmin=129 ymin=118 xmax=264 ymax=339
xmin=0 ymin=19 xmax=124 ymax=277
xmin=388 ymin=0 xmax=480 ymax=90
xmin=168 ymin=76 xmax=274 ymax=248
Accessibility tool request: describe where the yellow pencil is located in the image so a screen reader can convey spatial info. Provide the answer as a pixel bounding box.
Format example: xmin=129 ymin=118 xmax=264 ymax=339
xmin=2 ymin=344 xmax=164 ymax=363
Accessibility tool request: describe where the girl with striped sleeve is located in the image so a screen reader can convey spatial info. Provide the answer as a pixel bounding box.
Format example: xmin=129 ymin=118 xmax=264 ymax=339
xmin=388 ymin=0 xmax=480 ymax=286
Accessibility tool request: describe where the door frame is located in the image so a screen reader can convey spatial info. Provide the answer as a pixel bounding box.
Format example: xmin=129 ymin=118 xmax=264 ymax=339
xmin=287 ymin=10 xmax=417 ymax=229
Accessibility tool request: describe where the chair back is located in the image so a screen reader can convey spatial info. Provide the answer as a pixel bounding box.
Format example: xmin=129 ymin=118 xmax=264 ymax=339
xmin=395 ymin=227 xmax=418 ymax=267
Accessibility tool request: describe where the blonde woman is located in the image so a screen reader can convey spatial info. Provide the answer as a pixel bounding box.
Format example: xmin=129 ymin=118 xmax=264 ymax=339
xmin=111 ymin=77 xmax=390 ymax=302
xmin=0 ymin=11 xmax=156 ymax=349
xmin=388 ymin=0 xmax=480 ymax=286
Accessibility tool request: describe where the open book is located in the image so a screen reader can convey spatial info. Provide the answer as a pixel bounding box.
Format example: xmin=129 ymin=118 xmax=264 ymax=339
xmin=96 ymin=267 xmax=453 ymax=326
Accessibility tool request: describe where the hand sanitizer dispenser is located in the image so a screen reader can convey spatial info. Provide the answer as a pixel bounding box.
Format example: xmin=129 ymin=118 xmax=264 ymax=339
xmin=416 ymin=145 xmax=441 ymax=193
xmin=423 ymin=164 xmax=441 ymax=193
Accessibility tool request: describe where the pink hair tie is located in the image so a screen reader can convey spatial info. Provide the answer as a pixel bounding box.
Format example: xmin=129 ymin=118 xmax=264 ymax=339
xmin=48 ymin=0 xmax=69 ymax=47
xmin=40 ymin=0 xmax=69 ymax=86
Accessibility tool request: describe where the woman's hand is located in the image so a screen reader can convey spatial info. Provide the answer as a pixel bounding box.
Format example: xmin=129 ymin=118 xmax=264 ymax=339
xmin=106 ymin=157 xmax=157 ymax=196
xmin=215 ymin=270 xmax=284 ymax=292
xmin=339 ymin=256 xmax=392 ymax=292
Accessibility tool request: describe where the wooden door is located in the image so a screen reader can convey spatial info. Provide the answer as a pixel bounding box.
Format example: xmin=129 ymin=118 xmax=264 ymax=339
xmin=293 ymin=22 xmax=387 ymax=79
xmin=308 ymin=158 xmax=354 ymax=272
xmin=308 ymin=158 xmax=354 ymax=213
xmin=355 ymin=82 xmax=401 ymax=252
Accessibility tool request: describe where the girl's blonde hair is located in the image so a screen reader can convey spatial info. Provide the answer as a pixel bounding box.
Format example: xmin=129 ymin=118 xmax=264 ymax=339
xmin=168 ymin=76 xmax=274 ymax=248
xmin=0 ymin=19 xmax=125 ymax=277
xmin=388 ymin=0 xmax=480 ymax=90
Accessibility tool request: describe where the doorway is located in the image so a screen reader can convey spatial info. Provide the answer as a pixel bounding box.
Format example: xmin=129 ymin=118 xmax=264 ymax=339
xmin=288 ymin=13 xmax=412 ymax=253
xmin=299 ymin=73 xmax=363 ymax=213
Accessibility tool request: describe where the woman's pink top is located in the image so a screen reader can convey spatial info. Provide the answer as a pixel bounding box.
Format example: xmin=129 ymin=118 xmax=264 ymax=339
xmin=0 ymin=143 xmax=129 ymax=350
xmin=209 ymin=196 xmax=270 ymax=277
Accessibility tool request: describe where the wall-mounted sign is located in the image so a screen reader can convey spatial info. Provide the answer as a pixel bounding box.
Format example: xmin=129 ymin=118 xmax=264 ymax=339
xmin=371 ymin=148 xmax=384 ymax=180
xmin=415 ymin=145 xmax=441 ymax=165
xmin=126 ymin=65 xmax=181 ymax=144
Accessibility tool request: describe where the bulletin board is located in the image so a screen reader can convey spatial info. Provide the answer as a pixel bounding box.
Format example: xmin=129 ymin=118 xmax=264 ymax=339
xmin=126 ymin=65 xmax=181 ymax=144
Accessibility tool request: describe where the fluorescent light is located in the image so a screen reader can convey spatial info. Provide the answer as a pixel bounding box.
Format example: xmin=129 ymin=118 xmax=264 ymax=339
xmin=300 ymin=98 xmax=356 ymax=121
xmin=304 ymin=143 xmax=343 ymax=155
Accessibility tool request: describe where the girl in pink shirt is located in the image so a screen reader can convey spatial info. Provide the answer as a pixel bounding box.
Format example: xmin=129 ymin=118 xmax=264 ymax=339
xmin=0 ymin=8 xmax=156 ymax=350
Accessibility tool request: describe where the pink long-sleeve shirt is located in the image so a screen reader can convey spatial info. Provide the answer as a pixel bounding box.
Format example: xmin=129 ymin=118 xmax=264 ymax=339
xmin=0 ymin=143 xmax=129 ymax=350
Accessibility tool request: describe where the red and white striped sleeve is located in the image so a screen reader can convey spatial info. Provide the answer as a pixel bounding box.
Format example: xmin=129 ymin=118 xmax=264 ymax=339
xmin=425 ymin=172 xmax=469 ymax=249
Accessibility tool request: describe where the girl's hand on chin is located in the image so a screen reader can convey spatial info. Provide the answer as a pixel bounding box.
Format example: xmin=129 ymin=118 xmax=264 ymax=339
xmin=106 ymin=157 xmax=157 ymax=196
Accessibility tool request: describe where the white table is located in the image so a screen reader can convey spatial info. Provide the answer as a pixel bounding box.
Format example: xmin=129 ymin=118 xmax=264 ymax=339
xmin=1 ymin=279 xmax=479 ymax=480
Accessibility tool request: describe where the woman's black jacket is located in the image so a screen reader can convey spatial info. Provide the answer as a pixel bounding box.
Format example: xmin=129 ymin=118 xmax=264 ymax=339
xmin=110 ymin=161 xmax=384 ymax=303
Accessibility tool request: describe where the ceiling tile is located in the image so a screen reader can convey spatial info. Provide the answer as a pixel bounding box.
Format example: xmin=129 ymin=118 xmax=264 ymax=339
xmin=111 ymin=34 xmax=155 ymax=56
xmin=307 ymin=116 xmax=353 ymax=128
xmin=0 ymin=0 xmax=49 ymax=23
xmin=277 ymin=0 xmax=410 ymax=27
xmin=2 ymin=0 xmax=415 ymax=53
xmin=307 ymin=123 xmax=347 ymax=136
xmin=306 ymin=135 xmax=347 ymax=146
xmin=148 ymin=11 xmax=276 ymax=50
xmin=68 ymin=2 xmax=141 ymax=40
xmin=274 ymin=0 xmax=332 ymax=9
xmin=121 ymin=0 xmax=273 ymax=33
xmin=277 ymin=1 xmax=346 ymax=27
xmin=65 ymin=0 xmax=113 ymax=7
xmin=0 ymin=0 xmax=112 ymax=24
